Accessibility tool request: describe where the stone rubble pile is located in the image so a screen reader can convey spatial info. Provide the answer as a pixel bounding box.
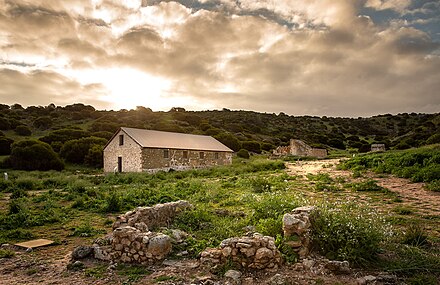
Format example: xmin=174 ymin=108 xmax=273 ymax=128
xmin=282 ymin=206 xmax=316 ymax=258
xmin=83 ymin=200 xmax=192 ymax=264
xmin=113 ymin=200 xmax=192 ymax=230
xmin=200 ymin=232 xmax=282 ymax=270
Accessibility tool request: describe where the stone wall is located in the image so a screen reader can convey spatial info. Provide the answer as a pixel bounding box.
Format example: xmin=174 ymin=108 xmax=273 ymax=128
xmin=103 ymin=129 xmax=143 ymax=172
xmin=309 ymin=148 xmax=328 ymax=158
xmin=110 ymin=226 xmax=172 ymax=264
xmin=141 ymin=148 xmax=232 ymax=172
xmin=282 ymin=206 xmax=316 ymax=258
xmin=272 ymin=146 xmax=290 ymax=156
xmin=113 ymin=200 xmax=192 ymax=230
xmin=200 ymin=233 xmax=282 ymax=270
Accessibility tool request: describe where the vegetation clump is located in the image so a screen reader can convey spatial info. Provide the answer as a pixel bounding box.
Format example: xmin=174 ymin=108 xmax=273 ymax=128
xmin=5 ymin=140 xmax=64 ymax=171
xmin=340 ymin=146 xmax=440 ymax=191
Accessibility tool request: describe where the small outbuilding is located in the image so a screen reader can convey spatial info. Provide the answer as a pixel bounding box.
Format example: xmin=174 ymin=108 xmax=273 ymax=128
xmin=371 ymin=144 xmax=386 ymax=152
xmin=103 ymin=127 xmax=233 ymax=173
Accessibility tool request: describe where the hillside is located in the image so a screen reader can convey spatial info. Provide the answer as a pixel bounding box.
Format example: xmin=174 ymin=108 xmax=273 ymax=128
xmin=0 ymin=103 xmax=439 ymax=168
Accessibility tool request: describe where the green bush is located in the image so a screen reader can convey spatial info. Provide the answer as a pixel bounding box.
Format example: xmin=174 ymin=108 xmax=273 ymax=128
xmin=347 ymin=179 xmax=386 ymax=192
xmin=14 ymin=125 xmax=32 ymax=136
xmin=426 ymin=180 xmax=440 ymax=192
xmin=311 ymin=203 xmax=388 ymax=265
xmin=0 ymin=249 xmax=15 ymax=258
xmin=60 ymin=136 xmax=107 ymax=165
xmin=401 ymin=223 xmax=429 ymax=247
xmin=242 ymin=141 xmax=262 ymax=154
xmin=0 ymin=137 xmax=13 ymax=155
xmin=39 ymin=128 xmax=90 ymax=145
xmin=237 ymin=149 xmax=250 ymax=159
xmin=6 ymin=140 xmax=64 ymax=171
xmin=104 ymin=191 xmax=121 ymax=213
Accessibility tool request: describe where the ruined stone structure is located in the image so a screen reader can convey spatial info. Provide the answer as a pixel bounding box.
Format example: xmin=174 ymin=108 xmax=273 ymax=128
xmin=200 ymin=233 xmax=282 ymax=270
xmin=103 ymin=127 xmax=233 ymax=172
xmin=371 ymin=144 xmax=386 ymax=152
xmin=273 ymin=139 xmax=327 ymax=158
xmin=282 ymin=206 xmax=316 ymax=258
xmin=110 ymin=226 xmax=172 ymax=264
xmin=113 ymin=200 xmax=192 ymax=230
xmin=89 ymin=201 xmax=192 ymax=264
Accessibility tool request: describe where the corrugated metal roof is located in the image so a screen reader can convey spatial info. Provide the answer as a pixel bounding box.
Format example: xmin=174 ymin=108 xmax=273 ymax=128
xmin=121 ymin=127 xmax=233 ymax=152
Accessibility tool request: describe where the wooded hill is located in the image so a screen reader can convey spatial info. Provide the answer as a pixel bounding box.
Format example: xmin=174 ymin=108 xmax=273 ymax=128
xmin=0 ymin=103 xmax=439 ymax=169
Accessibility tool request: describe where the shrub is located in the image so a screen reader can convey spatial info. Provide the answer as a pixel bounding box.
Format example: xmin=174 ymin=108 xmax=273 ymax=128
xmin=14 ymin=125 xmax=32 ymax=136
xmin=84 ymin=144 xmax=104 ymax=168
xmin=7 ymin=140 xmax=64 ymax=171
xmin=39 ymin=128 xmax=90 ymax=145
xmin=426 ymin=180 xmax=440 ymax=192
xmin=104 ymin=191 xmax=121 ymax=213
xmin=401 ymin=223 xmax=429 ymax=247
xmin=348 ymin=179 xmax=386 ymax=192
xmin=0 ymin=137 xmax=13 ymax=155
xmin=33 ymin=116 xmax=53 ymax=130
xmin=311 ymin=203 xmax=388 ymax=265
xmin=60 ymin=137 xmax=107 ymax=165
xmin=237 ymin=149 xmax=250 ymax=159
xmin=214 ymin=133 xmax=241 ymax=152
xmin=242 ymin=141 xmax=262 ymax=154
xmin=71 ymin=222 xmax=105 ymax=237
xmin=0 ymin=249 xmax=15 ymax=258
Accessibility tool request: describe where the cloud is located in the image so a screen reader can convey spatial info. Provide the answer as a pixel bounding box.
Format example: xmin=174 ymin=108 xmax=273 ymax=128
xmin=0 ymin=0 xmax=439 ymax=116
xmin=0 ymin=68 xmax=111 ymax=108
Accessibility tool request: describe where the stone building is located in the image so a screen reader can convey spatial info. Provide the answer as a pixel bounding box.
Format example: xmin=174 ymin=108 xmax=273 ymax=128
xmin=273 ymin=139 xmax=327 ymax=158
xmin=103 ymin=127 xmax=233 ymax=172
xmin=371 ymin=143 xmax=386 ymax=152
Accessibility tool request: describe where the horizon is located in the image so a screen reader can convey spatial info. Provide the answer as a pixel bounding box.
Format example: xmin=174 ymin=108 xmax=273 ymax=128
xmin=1 ymin=1 xmax=439 ymax=117
xmin=2 ymin=101 xmax=439 ymax=119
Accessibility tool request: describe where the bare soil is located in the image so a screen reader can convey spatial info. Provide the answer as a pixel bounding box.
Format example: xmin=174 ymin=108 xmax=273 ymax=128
xmin=1 ymin=159 xmax=439 ymax=284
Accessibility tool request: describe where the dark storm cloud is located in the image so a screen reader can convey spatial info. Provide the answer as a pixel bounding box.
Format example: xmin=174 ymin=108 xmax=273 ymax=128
xmin=0 ymin=0 xmax=439 ymax=115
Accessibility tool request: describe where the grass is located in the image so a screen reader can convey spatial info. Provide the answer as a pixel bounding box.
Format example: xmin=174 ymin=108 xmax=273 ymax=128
xmin=0 ymin=153 xmax=439 ymax=282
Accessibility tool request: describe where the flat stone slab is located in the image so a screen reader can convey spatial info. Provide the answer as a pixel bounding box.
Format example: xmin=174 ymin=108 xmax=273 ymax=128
xmin=15 ymin=239 xmax=54 ymax=249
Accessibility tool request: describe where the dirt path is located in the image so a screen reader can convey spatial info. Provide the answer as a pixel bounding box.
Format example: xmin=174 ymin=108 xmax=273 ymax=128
xmin=286 ymin=158 xmax=440 ymax=219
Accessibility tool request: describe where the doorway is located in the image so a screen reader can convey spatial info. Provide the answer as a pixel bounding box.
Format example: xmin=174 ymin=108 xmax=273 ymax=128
xmin=118 ymin=157 xmax=122 ymax=173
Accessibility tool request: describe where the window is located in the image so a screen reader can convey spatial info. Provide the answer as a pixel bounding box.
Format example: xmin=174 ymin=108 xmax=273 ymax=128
xmin=183 ymin=150 xmax=188 ymax=159
xmin=164 ymin=149 xmax=169 ymax=158
xmin=119 ymin=134 xmax=124 ymax=146
xmin=215 ymin=152 xmax=219 ymax=159
xmin=199 ymin=152 xmax=204 ymax=159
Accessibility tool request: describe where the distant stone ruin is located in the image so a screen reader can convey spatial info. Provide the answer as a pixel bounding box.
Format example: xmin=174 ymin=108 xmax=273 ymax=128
xmin=273 ymin=139 xmax=327 ymax=158
xmin=371 ymin=144 xmax=386 ymax=152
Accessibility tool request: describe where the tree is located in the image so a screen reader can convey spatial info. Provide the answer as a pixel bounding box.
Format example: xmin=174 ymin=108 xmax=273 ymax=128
xmin=0 ymin=117 xmax=10 ymax=130
xmin=15 ymin=125 xmax=32 ymax=136
xmin=237 ymin=149 xmax=250 ymax=159
xmin=0 ymin=137 xmax=14 ymax=155
xmin=39 ymin=128 xmax=90 ymax=144
xmin=242 ymin=141 xmax=262 ymax=154
xmin=60 ymin=137 xmax=107 ymax=165
xmin=214 ymin=133 xmax=241 ymax=152
xmin=34 ymin=116 xmax=53 ymax=130
xmin=84 ymin=144 xmax=104 ymax=168
xmin=7 ymin=140 xmax=64 ymax=171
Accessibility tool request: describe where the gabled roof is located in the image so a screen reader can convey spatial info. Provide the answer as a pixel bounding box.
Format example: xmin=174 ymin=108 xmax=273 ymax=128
xmin=110 ymin=127 xmax=233 ymax=152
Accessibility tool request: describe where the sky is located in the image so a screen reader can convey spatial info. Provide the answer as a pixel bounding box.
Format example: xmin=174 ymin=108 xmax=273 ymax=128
xmin=0 ymin=0 xmax=439 ymax=117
